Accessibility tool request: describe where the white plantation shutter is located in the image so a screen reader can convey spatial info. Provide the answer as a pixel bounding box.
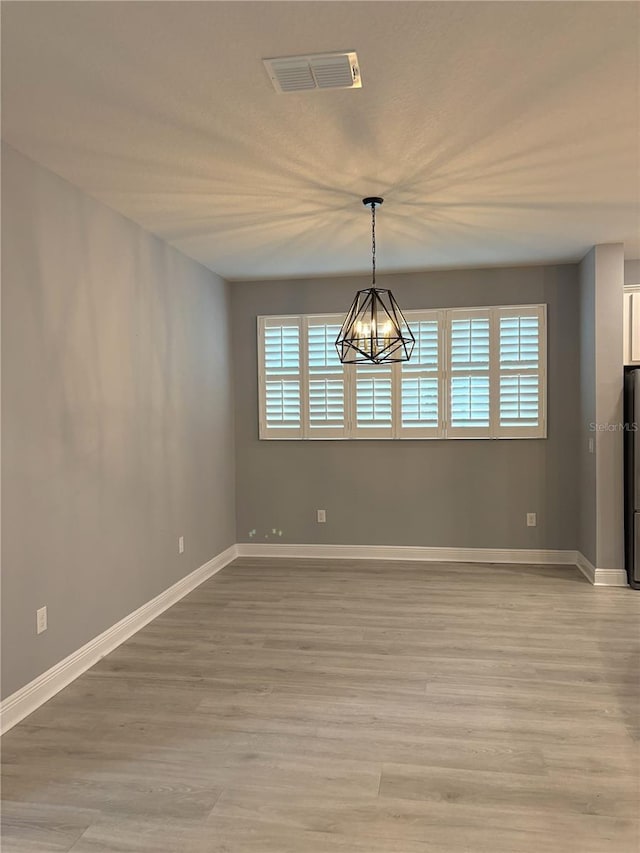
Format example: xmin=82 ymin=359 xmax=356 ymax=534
xmin=306 ymin=318 xmax=346 ymax=436
xmin=496 ymin=306 xmax=546 ymax=437
xmin=258 ymin=305 xmax=546 ymax=441
xmin=354 ymin=363 xmax=394 ymax=436
xmin=401 ymin=312 xmax=443 ymax=437
xmin=258 ymin=317 xmax=302 ymax=437
xmin=447 ymin=310 xmax=491 ymax=437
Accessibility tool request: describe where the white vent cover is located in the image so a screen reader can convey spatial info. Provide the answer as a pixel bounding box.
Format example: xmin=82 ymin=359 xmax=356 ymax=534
xmin=263 ymin=52 xmax=361 ymax=94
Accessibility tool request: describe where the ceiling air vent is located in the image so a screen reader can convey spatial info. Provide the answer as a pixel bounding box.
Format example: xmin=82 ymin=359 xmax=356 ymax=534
xmin=263 ymin=52 xmax=361 ymax=94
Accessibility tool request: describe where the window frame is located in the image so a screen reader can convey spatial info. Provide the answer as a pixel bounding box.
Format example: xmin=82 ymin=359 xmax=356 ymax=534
xmin=257 ymin=315 xmax=304 ymax=439
xmin=494 ymin=304 xmax=547 ymax=440
xmin=257 ymin=304 xmax=547 ymax=441
xmin=446 ymin=307 xmax=493 ymax=439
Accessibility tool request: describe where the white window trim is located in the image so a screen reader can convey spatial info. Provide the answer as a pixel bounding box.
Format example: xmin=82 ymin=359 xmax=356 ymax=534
xmin=258 ymin=304 xmax=547 ymax=440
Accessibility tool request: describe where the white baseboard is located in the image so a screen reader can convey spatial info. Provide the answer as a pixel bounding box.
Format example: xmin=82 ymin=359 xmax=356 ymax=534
xmin=575 ymin=551 xmax=628 ymax=587
xmin=1 ymin=541 xmax=628 ymax=735
xmin=236 ymin=542 xmax=578 ymax=566
xmin=593 ymin=568 xmax=629 ymax=586
xmin=0 ymin=544 xmax=238 ymax=735
xmin=238 ymin=544 xmax=629 ymax=587
xmin=576 ymin=551 xmax=596 ymax=584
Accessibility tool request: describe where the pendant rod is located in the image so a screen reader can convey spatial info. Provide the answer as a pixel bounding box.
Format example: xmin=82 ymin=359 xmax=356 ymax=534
xmin=372 ymin=202 xmax=376 ymax=286
xmin=362 ymin=197 xmax=383 ymax=288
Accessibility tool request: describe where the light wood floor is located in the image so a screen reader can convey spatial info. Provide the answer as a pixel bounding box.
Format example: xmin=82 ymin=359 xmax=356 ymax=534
xmin=2 ymin=559 xmax=639 ymax=852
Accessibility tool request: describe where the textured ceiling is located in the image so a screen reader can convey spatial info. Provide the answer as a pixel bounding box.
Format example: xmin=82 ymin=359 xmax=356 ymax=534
xmin=2 ymin=1 xmax=639 ymax=279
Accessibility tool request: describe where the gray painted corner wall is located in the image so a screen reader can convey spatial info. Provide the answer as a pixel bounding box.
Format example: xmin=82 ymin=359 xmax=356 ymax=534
xmin=578 ymin=249 xmax=597 ymax=565
xmin=232 ymin=264 xmax=580 ymax=551
xmin=578 ymin=244 xmax=625 ymax=570
xmin=1 ymin=144 xmax=236 ymax=699
xmin=594 ymin=245 xmax=624 ymax=570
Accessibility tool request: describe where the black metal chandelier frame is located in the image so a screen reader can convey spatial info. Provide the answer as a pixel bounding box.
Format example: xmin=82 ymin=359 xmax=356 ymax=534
xmin=335 ymin=197 xmax=415 ymax=365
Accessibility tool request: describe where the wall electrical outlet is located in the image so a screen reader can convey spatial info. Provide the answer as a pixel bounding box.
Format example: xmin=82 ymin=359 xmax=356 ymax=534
xmin=178 ymin=536 xmax=185 ymax=554
xmin=588 ymin=437 xmax=595 ymax=454
xmin=526 ymin=513 xmax=537 ymax=527
xmin=317 ymin=509 xmax=326 ymax=523
xmin=36 ymin=606 xmax=48 ymax=635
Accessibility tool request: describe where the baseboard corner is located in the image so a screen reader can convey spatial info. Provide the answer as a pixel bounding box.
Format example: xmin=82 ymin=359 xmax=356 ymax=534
xmin=575 ymin=552 xmax=628 ymax=587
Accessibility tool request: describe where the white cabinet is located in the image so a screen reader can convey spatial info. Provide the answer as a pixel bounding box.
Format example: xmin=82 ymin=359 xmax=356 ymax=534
xmin=624 ymin=286 xmax=640 ymax=365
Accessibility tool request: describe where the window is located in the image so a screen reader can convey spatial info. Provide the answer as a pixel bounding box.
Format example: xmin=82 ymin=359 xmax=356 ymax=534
xmin=261 ymin=319 xmax=302 ymax=437
xmin=448 ymin=311 xmax=491 ymax=436
xmin=258 ymin=304 xmax=546 ymax=439
xmin=307 ymin=317 xmax=345 ymax=436
xmin=400 ymin=313 xmax=443 ymax=437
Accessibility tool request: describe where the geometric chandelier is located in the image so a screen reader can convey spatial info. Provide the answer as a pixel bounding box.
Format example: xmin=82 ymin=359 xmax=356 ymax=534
xmin=335 ymin=197 xmax=415 ymax=364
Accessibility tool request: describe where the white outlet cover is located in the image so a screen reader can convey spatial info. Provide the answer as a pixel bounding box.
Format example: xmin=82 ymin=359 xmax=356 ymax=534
xmin=36 ymin=606 xmax=47 ymax=634
xmin=317 ymin=509 xmax=326 ymax=523
xmin=178 ymin=536 xmax=184 ymax=554
xmin=526 ymin=513 xmax=537 ymax=527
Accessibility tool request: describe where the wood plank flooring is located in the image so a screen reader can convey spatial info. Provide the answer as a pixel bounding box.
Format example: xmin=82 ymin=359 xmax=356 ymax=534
xmin=2 ymin=558 xmax=639 ymax=852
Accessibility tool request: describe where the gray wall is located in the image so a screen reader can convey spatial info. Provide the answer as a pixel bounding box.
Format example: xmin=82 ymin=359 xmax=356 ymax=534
xmin=578 ymin=250 xmax=597 ymax=564
xmin=594 ymin=245 xmax=624 ymax=570
xmin=578 ymin=245 xmax=625 ymax=570
xmin=624 ymin=259 xmax=640 ymax=285
xmin=1 ymin=144 xmax=236 ymax=699
xmin=232 ymin=265 xmax=580 ymax=550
